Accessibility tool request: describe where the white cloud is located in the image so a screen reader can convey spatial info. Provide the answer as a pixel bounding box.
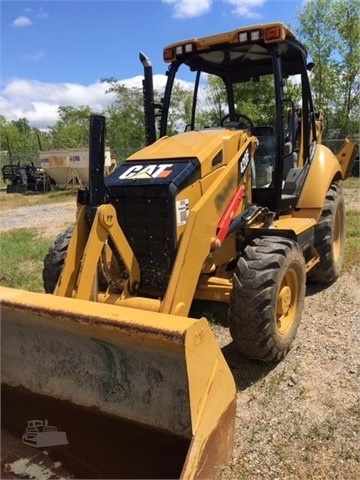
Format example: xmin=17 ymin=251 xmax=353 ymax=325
xmin=23 ymin=50 xmax=46 ymax=62
xmin=163 ymin=0 xmax=212 ymax=19
xmin=0 ymin=76 xmax=169 ymax=129
xmin=223 ymin=0 xmax=266 ymax=18
xmin=1 ymin=79 xmax=113 ymax=128
xmin=163 ymin=0 xmax=266 ymax=19
xmin=118 ymin=74 xmax=168 ymax=90
xmin=22 ymin=6 xmax=49 ymax=19
xmin=36 ymin=7 xmax=49 ymax=19
xmin=12 ymin=16 xmax=32 ymax=28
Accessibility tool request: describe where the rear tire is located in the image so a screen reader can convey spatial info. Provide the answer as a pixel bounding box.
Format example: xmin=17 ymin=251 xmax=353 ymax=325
xmin=229 ymin=236 xmax=306 ymax=362
xmin=43 ymin=226 xmax=74 ymax=293
xmin=307 ymin=182 xmax=345 ymax=284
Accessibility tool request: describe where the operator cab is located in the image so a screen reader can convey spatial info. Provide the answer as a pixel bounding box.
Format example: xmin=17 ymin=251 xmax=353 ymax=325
xmin=145 ymin=23 xmax=318 ymax=216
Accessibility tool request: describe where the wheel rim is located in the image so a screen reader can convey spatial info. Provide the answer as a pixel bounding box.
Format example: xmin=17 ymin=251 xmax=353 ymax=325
xmin=276 ymin=267 xmax=299 ymax=335
xmin=333 ymin=206 xmax=342 ymax=262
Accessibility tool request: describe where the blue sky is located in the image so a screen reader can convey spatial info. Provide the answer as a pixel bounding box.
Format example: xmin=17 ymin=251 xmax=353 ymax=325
xmin=1 ymin=0 xmax=303 ymax=127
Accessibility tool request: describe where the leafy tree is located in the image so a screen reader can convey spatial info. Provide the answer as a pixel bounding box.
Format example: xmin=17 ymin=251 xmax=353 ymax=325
xmin=332 ymin=0 xmax=360 ymax=136
xmin=196 ymin=75 xmax=227 ymax=127
xmin=167 ymin=81 xmax=194 ymax=134
xmin=33 ymin=127 xmax=52 ymax=152
xmin=297 ymin=0 xmax=360 ymax=138
xmin=297 ymin=0 xmax=336 ymax=110
xmin=1 ymin=116 xmax=39 ymax=159
xmin=101 ymin=77 xmax=195 ymax=151
xmin=233 ymin=75 xmax=277 ymax=125
xmin=101 ymin=79 xmax=146 ymax=158
xmin=50 ymin=105 xmax=93 ymax=149
xmin=196 ymin=73 xmax=301 ymax=129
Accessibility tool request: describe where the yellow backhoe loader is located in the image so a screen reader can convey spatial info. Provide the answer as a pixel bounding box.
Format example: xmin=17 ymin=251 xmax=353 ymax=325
xmin=1 ymin=22 xmax=358 ymax=479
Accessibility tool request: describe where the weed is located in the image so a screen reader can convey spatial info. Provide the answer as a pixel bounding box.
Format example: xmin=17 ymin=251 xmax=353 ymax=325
xmin=0 ymin=229 xmax=51 ymax=292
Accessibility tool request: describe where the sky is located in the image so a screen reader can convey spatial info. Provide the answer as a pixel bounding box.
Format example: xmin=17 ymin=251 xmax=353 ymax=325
xmin=1 ymin=0 xmax=304 ymax=128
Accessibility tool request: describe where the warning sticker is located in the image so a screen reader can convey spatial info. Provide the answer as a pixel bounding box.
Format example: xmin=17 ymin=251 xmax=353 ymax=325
xmin=176 ymin=199 xmax=189 ymax=227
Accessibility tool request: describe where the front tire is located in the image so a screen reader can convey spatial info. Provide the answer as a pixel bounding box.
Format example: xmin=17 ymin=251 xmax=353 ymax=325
xmin=43 ymin=226 xmax=73 ymax=293
xmin=229 ymin=236 xmax=306 ymax=362
xmin=307 ymin=182 xmax=345 ymax=284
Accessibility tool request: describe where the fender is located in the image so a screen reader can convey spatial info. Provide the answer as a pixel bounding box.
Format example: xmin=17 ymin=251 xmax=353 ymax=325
xmin=297 ymin=144 xmax=342 ymax=210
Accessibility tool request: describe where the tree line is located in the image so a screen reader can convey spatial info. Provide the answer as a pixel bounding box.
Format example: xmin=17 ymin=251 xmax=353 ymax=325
xmin=1 ymin=0 xmax=358 ymax=164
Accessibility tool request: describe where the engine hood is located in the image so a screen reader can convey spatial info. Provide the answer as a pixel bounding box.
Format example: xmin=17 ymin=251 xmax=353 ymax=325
xmin=128 ymin=128 xmax=248 ymax=172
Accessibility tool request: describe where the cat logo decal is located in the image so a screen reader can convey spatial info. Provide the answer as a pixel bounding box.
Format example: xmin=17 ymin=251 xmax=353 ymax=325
xmin=119 ymin=164 xmax=174 ymax=180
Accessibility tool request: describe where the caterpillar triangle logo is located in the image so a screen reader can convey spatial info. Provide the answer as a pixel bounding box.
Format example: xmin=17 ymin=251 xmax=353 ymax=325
xmin=119 ymin=164 xmax=174 ymax=180
xmin=133 ymin=172 xmax=152 ymax=179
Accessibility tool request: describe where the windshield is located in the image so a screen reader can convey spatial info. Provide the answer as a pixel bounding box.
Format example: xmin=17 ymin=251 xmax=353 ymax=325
xmin=161 ymin=38 xmax=305 ymax=137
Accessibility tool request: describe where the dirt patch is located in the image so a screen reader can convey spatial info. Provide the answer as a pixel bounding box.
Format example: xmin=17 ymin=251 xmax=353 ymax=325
xmin=0 ymin=200 xmax=76 ymax=239
xmin=210 ymin=266 xmax=360 ymax=479
xmin=345 ymin=187 xmax=360 ymax=212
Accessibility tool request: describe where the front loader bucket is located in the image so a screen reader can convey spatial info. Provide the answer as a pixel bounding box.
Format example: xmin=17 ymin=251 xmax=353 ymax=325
xmin=0 ymin=286 xmax=236 ymax=479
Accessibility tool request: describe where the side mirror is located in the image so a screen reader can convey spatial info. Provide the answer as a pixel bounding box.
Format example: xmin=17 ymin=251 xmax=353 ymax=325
xmin=307 ymin=62 xmax=315 ymax=72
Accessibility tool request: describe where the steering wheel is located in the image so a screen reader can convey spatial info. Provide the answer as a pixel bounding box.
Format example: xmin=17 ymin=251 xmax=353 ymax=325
xmin=220 ymin=112 xmax=255 ymax=131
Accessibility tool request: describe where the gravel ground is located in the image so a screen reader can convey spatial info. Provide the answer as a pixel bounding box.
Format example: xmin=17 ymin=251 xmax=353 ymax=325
xmin=0 ymin=200 xmax=76 ymax=238
xmin=0 ymin=190 xmax=359 ymax=479
xmin=212 ymin=266 xmax=360 ymax=479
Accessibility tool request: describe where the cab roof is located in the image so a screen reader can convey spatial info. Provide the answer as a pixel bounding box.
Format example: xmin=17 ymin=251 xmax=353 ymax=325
xmin=163 ymin=22 xmax=307 ymax=82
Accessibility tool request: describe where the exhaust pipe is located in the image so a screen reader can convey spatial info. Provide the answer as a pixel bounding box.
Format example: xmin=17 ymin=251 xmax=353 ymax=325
xmin=140 ymin=51 xmax=157 ymax=146
xmin=87 ymin=114 xmax=106 ymax=223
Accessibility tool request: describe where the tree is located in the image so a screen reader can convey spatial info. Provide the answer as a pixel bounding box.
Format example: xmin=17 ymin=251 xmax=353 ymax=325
xmin=0 ymin=116 xmax=38 ymax=160
xmin=197 ymin=75 xmax=228 ymax=127
xmin=297 ymin=0 xmax=360 ymax=138
xmin=166 ymin=81 xmax=194 ymax=134
xmin=101 ymin=79 xmax=146 ymax=159
xmin=101 ymin=77 xmax=195 ymax=152
xmin=332 ymin=0 xmax=360 ymax=136
xmin=297 ymin=0 xmax=336 ymax=110
xmin=196 ymin=73 xmax=301 ymax=129
xmin=50 ymin=106 xmax=93 ymax=149
xmin=0 ymin=116 xmax=55 ymax=167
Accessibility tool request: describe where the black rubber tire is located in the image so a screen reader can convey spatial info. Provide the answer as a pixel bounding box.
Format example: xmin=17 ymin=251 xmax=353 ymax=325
xmin=229 ymin=236 xmax=306 ymax=362
xmin=43 ymin=226 xmax=74 ymax=293
xmin=307 ymin=182 xmax=345 ymax=285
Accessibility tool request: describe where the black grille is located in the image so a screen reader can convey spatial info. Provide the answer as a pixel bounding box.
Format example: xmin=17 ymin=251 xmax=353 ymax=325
xmin=111 ymin=185 xmax=176 ymax=294
xmin=105 ymin=158 xmax=201 ymax=296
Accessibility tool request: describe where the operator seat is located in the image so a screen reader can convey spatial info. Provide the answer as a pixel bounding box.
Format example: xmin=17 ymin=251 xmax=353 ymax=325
xmin=253 ymin=126 xmax=276 ymax=188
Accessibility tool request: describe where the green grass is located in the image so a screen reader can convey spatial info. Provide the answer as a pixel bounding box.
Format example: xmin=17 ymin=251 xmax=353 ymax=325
xmin=344 ymin=208 xmax=360 ymax=271
xmin=0 ymin=229 xmax=51 ymax=292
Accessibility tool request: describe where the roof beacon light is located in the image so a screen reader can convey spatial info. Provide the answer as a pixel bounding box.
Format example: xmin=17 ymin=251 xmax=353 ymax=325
xmin=239 ymin=32 xmax=248 ymax=43
xmin=250 ymin=30 xmax=260 ymax=41
xmin=163 ymin=48 xmax=173 ymax=61
xmin=265 ymin=26 xmax=282 ymax=42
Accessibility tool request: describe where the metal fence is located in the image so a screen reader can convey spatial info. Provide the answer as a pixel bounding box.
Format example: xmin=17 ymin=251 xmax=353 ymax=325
xmin=0 ymin=151 xmax=39 ymax=169
xmin=1 ymin=137 xmax=358 ymax=185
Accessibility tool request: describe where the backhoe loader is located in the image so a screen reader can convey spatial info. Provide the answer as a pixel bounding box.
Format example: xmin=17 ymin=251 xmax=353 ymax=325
xmin=1 ymin=22 xmax=358 ymax=479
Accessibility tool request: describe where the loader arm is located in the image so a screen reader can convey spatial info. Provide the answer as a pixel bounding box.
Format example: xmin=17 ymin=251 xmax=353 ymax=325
xmin=161 ymin=140 xmax=252 ymax=316
xmin=54 ymin=135 xmax=253 ymax=317
xmin=57 ymin=203 xmax=141 ymax=301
